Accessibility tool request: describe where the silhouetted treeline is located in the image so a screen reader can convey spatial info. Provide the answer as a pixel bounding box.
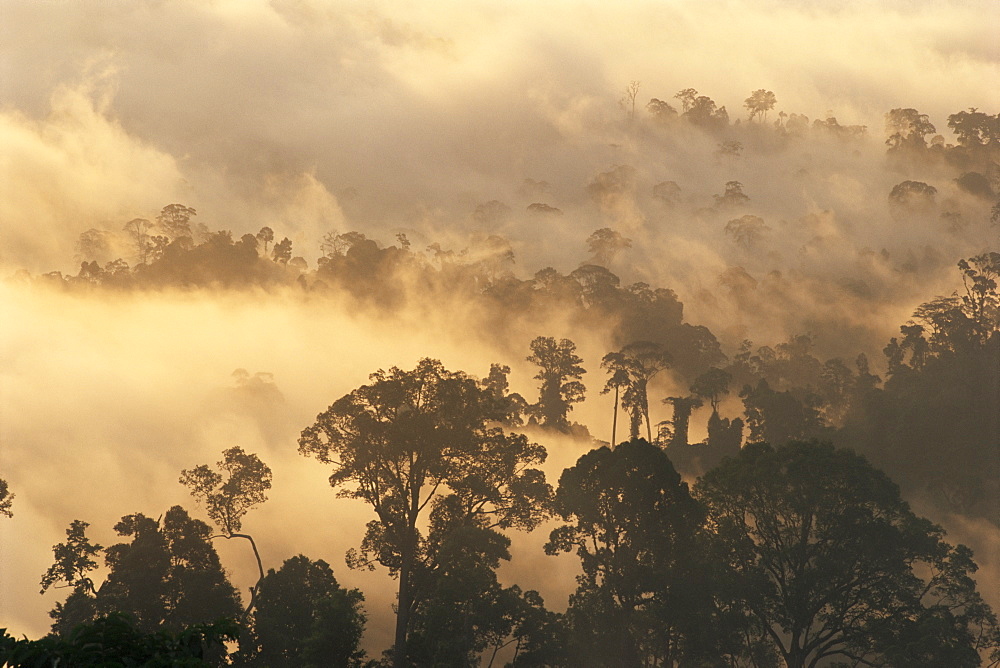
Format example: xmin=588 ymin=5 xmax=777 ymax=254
xmin=19 ymin=434 xmax=1000 ymax=667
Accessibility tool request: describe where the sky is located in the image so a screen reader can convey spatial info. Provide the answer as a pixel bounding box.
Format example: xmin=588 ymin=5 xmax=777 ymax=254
xmin=1 ymin=0 xmax=998 ymax=650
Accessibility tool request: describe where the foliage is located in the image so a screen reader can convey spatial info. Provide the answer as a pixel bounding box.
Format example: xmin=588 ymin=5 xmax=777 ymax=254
xmin=744 ymin=89 xmax=777 ymax=122
xmin=0 ymin=613 xmax=239 ymax=668
xmin=242 ymin=555 xmax=367 ymax=668
xmin=0 ymin=478 xmax=12 ymax=518
xmin=696 ymin=440 xmax=1000 ymax=668
xmin=839 ymin=254 xmax=999 ymax=521
xmin=180 ymin=447 xmax=272 ymax=536
xmin=546 ymin=440 xmax=710 ymax=666
xmin=45 ymin=507 xmax=242 ymax=636
xmin=525 ymin=337 xmax=587 ymax=431
xmin=40 ymin=520 xmax=103 ymax=596
xmin=298 ymin=358 xmax=552 ymax=667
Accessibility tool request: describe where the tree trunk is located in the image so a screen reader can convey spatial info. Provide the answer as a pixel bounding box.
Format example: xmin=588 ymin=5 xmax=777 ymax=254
xmin=392 ymin=530 xmax=416 ymax=668
xmin=612 ymin=386 xmax=619 ymax=447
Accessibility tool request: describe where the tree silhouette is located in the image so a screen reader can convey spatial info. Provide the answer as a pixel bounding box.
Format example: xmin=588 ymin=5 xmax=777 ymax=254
xmin=662 ymin=395 xmax=703 ymax=448
xmin=271 ymin=237 xmax=292 ymax=264
xmin=725 ymin=214 xmax=770 ymax=249
xmin=40 ymin=520 xmax=103 ymax=597
xmin=600 ymin=351 xmax=634 ymax=447
xmin=0 ymin=478 xmax=12 ymax=518
xmin=526 ymin=337 xmax=587 ymax=431
xmin=256 ymin=227 xmax=274 ymax=254
xmin=546 ymin=440 xmax=710 ymax=666
xmin=44 ymin=508 xmax=241 ymax=637
xmin=714 ymin=181 xmax=750 ymax=208
xmin=620 ymin=81 xmax=640 ymax=123
xmin=696 ymin=441 xmax=1000 ymax=668
xmin=0 ymin=613 xmax=238 ymax=667
xmin=744 ymin=89 xmax=777 ymax=122
xmin=585 ymin=228 xmax=632 ymax=266
xmin=946 ymin=108 xmax=1000 ymax=147
xmin=645 ymin=98 xmax=677 ymax=123
xmin=609 ymin=341 xmax=672 ymax=442
xmin=297 ymin=359 xmax=552 ymax=668
xmin=690 ymin=367 xmax=732 ymax=414
xmin=683 ymin=95 xmax=729 ymax=130
xmin=155 ymin=204 xmax=196 ymax=241
xmin=122 ymin=218 xmax=154 ymax=266
xmin=838 ymin=254 xmax=999 ymax=521
xmin=245 ymin=555 xmax=367 ymax=667
xmin=885 ymin=108 xmax=936 ymax=151
xmin=180 ymin=447 xmax=273 ymax=618
xmin=673 ymin=88 xmax=699 ymax=113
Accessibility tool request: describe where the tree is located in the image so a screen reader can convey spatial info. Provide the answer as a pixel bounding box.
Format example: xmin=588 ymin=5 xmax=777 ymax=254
xmin=75 ymin=228 xmax=113 ymax=264
xmin=725 ymin=215 xmax=770 ymax=249
xmin=271 ymin=237 xmax=292 ymax=264
xmin=297 ymin=359 xmax=552 ymax=668
xmin=690 ymin=367 xmax=732 ymax=414
xmin=247 ymin=555 xmax=367 ymax=667
xmin=585 ymin=228 xmax=632 ymax=266
xmin=683 ymin=95 xmax=729 ymax=130
xmin=695 ymin=441 xmax=1000 ymax=668
xmin=44 ymin=508 xmax=242 ymax=636
xmin=662 ymin=395 xmax=703 ymax=448
xmin=714 ymin=181 xmax=750 ymax=208
xmin=256 ymin=227 xmax=274 ymax=254
xmin=838 ymin=254 xmax=999 ymax=521
xmin=646 ymin=98 xmax=677 ymax=123
xmin=600 ymin=351 xmax=634 ymax=447
xmin=715 ymin=140 xmax=743 ymax=163
xmin=888 ymin=180 xmax=938 ymax=208
xmin=545 ymin=440 xmax=710 ymax=666
xmin=620 ymin=81 xmax=640 ymax=123
xmin=41 ymin=520 xmax=103 ymax=597
xmin=405 ymin=499 xmax=522 ymax=666
xmin=740 ymin=379 xmax=824 ymax=445
xmin=180 ymin=447 xmax=273 ymax=617
xmin=885 ymin=108 xmax=936 ymax=151
xmin=744 ymin=89 xmax=777 ymax=122
xmin=673 ymin=88 xmax=699 ymax=113
xmin=122 ymin=218 xmax=154 ymax=266
xmin=0 ymin=478 xmax=12 ymax=518
xmin=156 ymin=204 xmax=196 ymax=240
xmin=0 ymin=613 xmax=238 ymax=668
xmin=946 ymin=108 xmax=1000 ymax=147
xmin=652 ymin=181 xmax=681 ymax=205
xmin=481 ymin=362 xmax=528 ymax=427
xmin=607 ymin=341 xmax=672 ymax=442
xmin=526 ymin=337 xmax=587 ymax=431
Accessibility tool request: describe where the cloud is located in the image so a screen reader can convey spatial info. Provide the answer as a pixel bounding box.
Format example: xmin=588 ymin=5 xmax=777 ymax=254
xmin=1 ymin=0 xmax=997 ymax=649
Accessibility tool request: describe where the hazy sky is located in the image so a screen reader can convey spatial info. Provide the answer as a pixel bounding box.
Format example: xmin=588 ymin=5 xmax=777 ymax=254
xmin=1 ymin=0 xmax=998 ymax=649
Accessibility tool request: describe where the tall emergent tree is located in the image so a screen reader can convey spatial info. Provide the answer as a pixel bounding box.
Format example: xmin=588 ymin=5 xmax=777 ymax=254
xmin=602 ymin=341 xmax=671 ymax=442
xmin=744 ymin=89 xmax=777 ymax=122
xmin=545 ymin=439 xmax=710 ymax=666
xmin=298 ymin=358 xmax=552 ymax=668
xmin=180 ymin=446 xmax=273 ymax=617
xmin=526 ymin=337 xmax=587 ymax=431
xmin=695 ymin=441 xmax=1000 ymax=668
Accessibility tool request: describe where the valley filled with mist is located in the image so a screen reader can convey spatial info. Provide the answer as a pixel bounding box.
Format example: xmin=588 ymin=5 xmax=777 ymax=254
xmin=1 ymin=1 xmax=998 ymax=666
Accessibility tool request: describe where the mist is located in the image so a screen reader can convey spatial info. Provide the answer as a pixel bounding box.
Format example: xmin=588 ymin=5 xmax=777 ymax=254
xmin=1 ymin=0 xmax=998 ymax=662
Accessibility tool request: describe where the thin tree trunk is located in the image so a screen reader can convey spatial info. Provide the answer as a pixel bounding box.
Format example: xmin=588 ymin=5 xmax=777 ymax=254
xmin=612 ymin=386 xmax=619 ymax=447
xmin=232 ymin=533 xmax=264 ymax=619
xmin=213 ymin=533 xmax=265 ymax=620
